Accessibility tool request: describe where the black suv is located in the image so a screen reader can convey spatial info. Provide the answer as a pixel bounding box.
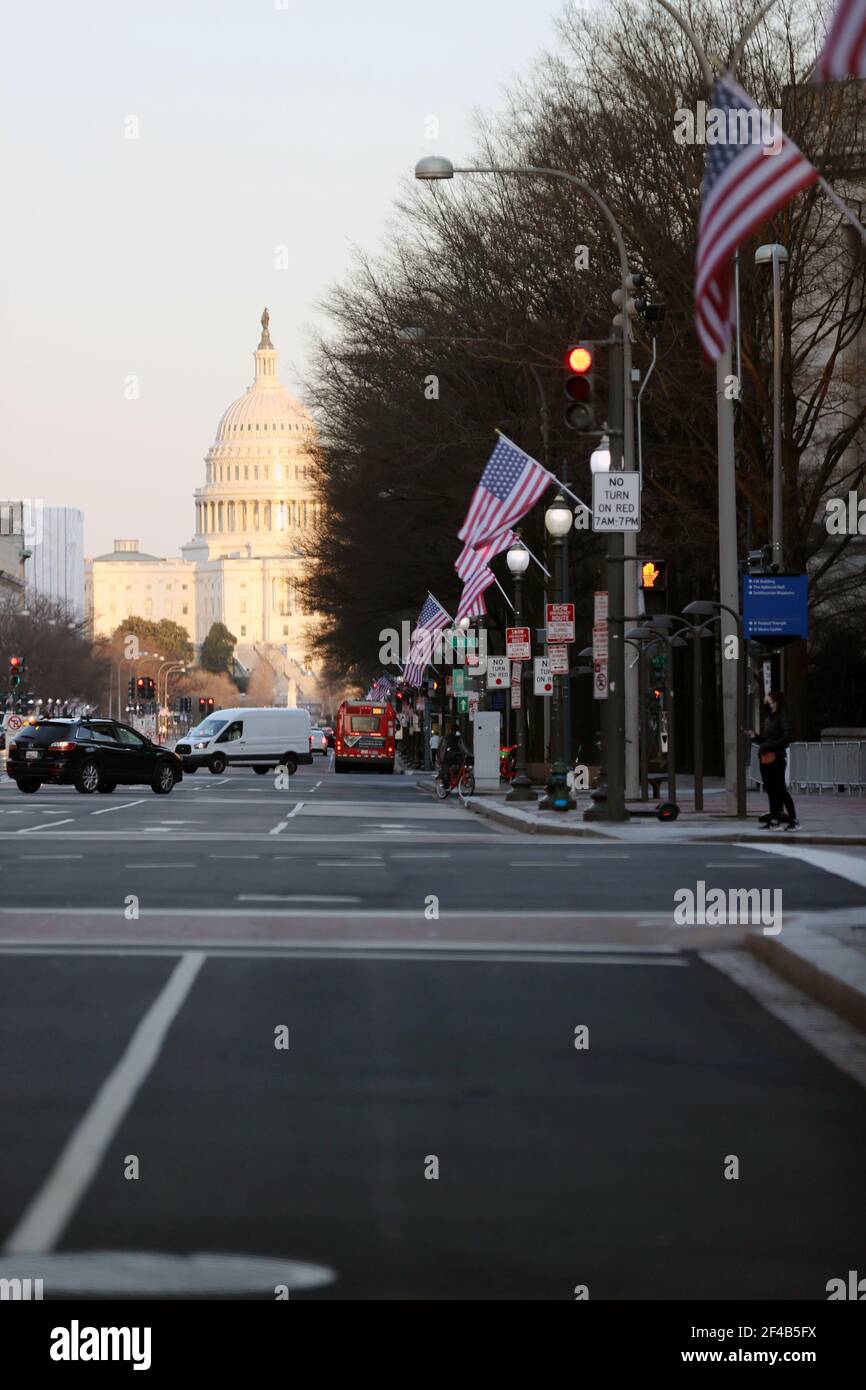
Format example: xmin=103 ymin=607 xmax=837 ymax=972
xmin=6 ymin=719 xmax=183 ymax=795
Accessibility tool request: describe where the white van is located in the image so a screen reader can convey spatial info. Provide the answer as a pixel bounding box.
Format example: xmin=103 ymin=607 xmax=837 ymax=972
xmin=175 ymin=707 xmax=313 ymax=776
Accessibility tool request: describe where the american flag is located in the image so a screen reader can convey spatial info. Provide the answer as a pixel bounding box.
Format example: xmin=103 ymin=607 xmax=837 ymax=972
xmin=695 ymin=76 xmax=818 ymax=361
xmin=403 ymin=592 xmax=451 ymax=687
xmin=457 ymin=435 xmax=552 ymax=547
xmin=365 ymin=673 xmax=396 ymax=702
xmin=814 ymin=0 xmax=866 ymax=80
xmin=456 ymin=566 xmax=495 ymax=623
xmin=455 ymin=527 xmax=516 ymax=582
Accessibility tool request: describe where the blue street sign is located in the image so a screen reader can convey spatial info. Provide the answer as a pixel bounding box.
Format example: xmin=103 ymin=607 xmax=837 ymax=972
xmin=742 ymin=574 xmax=808 ymax=639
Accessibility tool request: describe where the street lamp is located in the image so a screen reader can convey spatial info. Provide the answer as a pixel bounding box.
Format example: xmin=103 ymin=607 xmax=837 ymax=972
xmin=415 ymin=153 xmax=641 ymax=812
xmin=590 ymin=435 xmax=612 ymax=474
xmin=540 ymin=495 xmax=574 ymax=811
xmin=754 ymin=243 xmax=789 ymax=571
xmin=505 ymin=540 xmax=535 ymax=803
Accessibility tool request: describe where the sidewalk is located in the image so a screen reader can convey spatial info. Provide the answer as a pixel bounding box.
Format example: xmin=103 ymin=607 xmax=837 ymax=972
xmin=457 ymin=779 xmax=866 ymax=846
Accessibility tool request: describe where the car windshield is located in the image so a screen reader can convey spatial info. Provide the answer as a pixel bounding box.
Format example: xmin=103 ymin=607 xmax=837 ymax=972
xmin=189 ymin=718 xmax=228 ymax=739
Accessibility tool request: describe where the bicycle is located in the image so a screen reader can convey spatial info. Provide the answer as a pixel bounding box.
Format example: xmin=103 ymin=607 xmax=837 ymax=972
xmin=434 ymin=756 xmax=475 ymax=799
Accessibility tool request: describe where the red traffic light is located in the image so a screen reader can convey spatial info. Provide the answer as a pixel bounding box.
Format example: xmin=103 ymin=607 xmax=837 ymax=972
xmin=207 ymin=697 xmax=215 ymax=709
xmin=565 ymin=345 xmax=593 ymax=374
xmin=10 ymin=656 xmax=22 ymax=667
xmin=137 ymin=677 xmax=146 ymax=689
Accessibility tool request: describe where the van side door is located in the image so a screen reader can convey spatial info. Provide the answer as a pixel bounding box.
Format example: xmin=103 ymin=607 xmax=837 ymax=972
xmin=214 ymin=719 xmax=244 ymax=764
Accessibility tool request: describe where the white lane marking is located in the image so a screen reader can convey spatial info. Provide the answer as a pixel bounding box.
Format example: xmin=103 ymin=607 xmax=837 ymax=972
xmin=210 ymin=853 xmax=260 ymax=859
xmin=743 ymin=843 xmax=866 ymax=891
xmin=287 ymin=802 xmax=305 ymax=818
xmin=0 ymin=1250 xmax=335 ymax=1295
xmin=269 ymin=821 xmax=288 ymax=836
xmin=16 ymin=819 xmax=75 ymax=834
xmin=4 ymin=951 xmax=205 ymax=1254
xmin=319 ymin=861 xmax=384 ymax=868
xmin=236 ymin=894 xmax=362 ymax=904
xmin=565 ymin=853 xmax=631 ymax=860
xmin=310 ymin=781 xmax=322 ymax=790
xmin=704 ymin=949 xmax=866 ymax=1090
xmin=125 ymin=863 xmax=198 ymax=870
xmin=90 ymin=799 xmax=147 ymax=817
xmin=0 ymin=942 xmax=686 ymax=965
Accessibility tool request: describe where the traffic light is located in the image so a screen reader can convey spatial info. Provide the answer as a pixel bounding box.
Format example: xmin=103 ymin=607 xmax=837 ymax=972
xmin=612 ymin=272 xmax=646 ymax=330
xmin=394 ymin=686 xmax=405 ymax=709
xmin=639 ymin=559 xmax=668 ymax=592
xmin=146 ymin=677 xmax=156 ymax=700
xmin=198 ymin=697 xmax=207 ymax=714
xmin=9 ymin=656 xmax=23 ymax=688
xmin=207 ymin=697 xmax=215 ymax=711
xmin=563 ymin=343 xmax=595 ymax=432
xmin=650 ymin=684 xmax=665 ymax=704
xmin=128 ymin=677 xmax=135 ymax=702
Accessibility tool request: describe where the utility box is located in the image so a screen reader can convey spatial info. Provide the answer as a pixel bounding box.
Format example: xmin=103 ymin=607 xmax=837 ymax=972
xmin=473 ymin=711 xmax=501 ymax=793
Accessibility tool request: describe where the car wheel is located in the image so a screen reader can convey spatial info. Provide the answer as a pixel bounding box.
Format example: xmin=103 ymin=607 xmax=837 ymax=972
xmin=15 ymin=779 xmax=41 ymax=793
xmin=152 ymin=761 xmax=177 ymax=795
xmin=281 ymin=753 xmax=298 ymax=776
xmin=74 ymin=760 xmax=101 ymax=794
xmin=97 ymin=782 xmax=117 ymax=794
xmin=209 ymin=754 xmax=227 ymax=775
xmin=253 ymin=766 xmax=270 ymax=776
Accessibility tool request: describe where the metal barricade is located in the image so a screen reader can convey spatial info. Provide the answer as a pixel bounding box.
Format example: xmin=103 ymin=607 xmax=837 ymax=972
xmin=786 ymin=740 xmax=866 ymax=795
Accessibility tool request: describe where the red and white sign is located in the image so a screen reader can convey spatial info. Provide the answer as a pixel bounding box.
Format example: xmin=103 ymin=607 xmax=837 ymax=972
xmin=546 ymin=603 xmax=575 ymax=643
xmin=510 ymin=662 xmax=522 ymax=709
xmin=592 ymin=623 xmax=608 ymax=661
xmin=593 ymin=660 xmax=609 ymax=700
xmin=468 ymin=692 xmax=480 ymax=722
xmin=6 ymin=714 xmax=23 ymax=730
xmin=506 ymin=626 xmax=531 ymax=661
xmin=486 ymin=656 xmax=509 ymax=689
xmin=549 ymin=644 xmax=569 ymax=675
xmin=534 ymin=657 xmax=553 ymax=696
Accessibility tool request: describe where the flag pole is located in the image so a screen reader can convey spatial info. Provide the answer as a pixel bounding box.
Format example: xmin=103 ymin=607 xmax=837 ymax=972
xmin=490 ymin=573 xmax=516 ymax=610
xmin=518 ymin=541 xmax=552 ymax=579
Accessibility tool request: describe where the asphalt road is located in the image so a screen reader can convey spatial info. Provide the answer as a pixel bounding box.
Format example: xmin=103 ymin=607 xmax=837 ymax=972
xmin=0 ymin=759 xmax=864 ymax=1299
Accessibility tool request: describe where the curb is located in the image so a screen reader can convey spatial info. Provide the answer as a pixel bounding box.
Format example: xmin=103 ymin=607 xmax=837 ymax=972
xmin=745 ymin=930 xmax=866 ymax=1035
xmin=464 ymin=798 xmax=866 ymax=846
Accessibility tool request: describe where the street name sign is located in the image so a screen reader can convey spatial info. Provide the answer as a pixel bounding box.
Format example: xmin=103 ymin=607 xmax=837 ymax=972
xmin=592 ymin=472 xmax=641 ymax=532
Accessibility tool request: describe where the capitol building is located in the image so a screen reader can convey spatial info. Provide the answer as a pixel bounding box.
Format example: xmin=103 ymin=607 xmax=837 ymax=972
xmin=86 ymin=310 xmax=323 ymax=705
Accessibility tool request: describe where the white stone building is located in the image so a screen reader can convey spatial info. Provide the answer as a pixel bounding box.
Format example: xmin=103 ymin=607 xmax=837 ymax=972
xmin=25 ymin=507 xmax=85 ymax=623
xmin=86 ymin=311 xmax=323 ymax=703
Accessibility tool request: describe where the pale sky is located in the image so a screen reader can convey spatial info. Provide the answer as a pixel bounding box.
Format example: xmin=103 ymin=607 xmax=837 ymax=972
xmin=1 ymin=0 xmax=565 ymax=558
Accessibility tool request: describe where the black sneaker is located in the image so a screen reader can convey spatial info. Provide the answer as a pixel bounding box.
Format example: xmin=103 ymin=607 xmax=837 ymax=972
xmin=784 ymin=819 xmax=801 ymax=832
xmin=761 ymin=819 xmax=782 ymax=828
xmin=758 ymin=814 xmax=773 ymax=826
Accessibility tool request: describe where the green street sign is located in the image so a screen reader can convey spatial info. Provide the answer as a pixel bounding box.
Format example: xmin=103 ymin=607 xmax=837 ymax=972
xmin=452 ymin=668 xmax=466 ymax=692
xmin=456 ymin=695 xmax=469 ymax=713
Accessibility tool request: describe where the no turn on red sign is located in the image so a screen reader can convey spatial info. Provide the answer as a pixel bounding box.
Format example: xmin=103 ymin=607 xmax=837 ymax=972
xmin=534 ymin=657 xmax=553 ymax=696
xmin=486 ymin=656 xmax=509 ymax=689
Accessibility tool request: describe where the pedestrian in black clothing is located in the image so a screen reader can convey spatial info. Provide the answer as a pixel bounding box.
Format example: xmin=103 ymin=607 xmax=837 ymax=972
xmin=746 ymin=689 xmax=799 ymax=830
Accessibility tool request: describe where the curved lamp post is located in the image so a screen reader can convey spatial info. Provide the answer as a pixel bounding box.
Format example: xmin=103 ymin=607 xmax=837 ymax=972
xmin=540 ymin=495 xmax=574 ymax=810
xmin=505 ymin=540 xmax=535 ymax=802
